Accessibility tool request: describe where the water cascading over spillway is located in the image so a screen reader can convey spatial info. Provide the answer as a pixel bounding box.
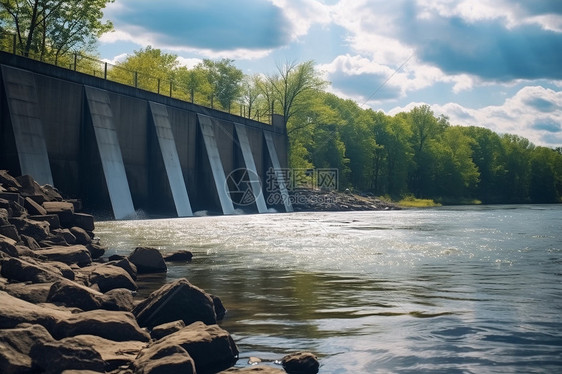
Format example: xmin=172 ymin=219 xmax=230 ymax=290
xmin=1 ymin=65 xmax=53 ymax=186
xmin=263 ymin=131 xmax=293 ymax=213
xmin=234 ymin=123 xmax=268 ymax=213
xmin=148 ymin=102 xmax=193 ymax=217
xmin=197 ymin=114 xmax=235 ymax=215
xmin=84 ymin=86 xmax=135 ymax=220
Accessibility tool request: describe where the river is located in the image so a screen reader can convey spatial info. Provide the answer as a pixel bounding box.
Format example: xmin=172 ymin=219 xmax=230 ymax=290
xmin=96 ymin=205 xmax=562 ymax=373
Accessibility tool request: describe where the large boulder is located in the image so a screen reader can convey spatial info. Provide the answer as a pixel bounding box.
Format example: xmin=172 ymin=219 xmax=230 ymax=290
xmin=9 ymin=217 xmax=50 ymax=241
xmin=71 ymin=212 xmax=95 ymax=231
xmin=29 ymin=337 xmax=105 ymax=374
xmin=0 ymin=291 xmax=69 ymax=331
xmin=133 ymin=278 xmax=216 ymax=328
xmin=99 ymin=288 xmax=135 ymax=312
xmin=164 ymin=250 xmax=193 ymax=262
xmin=89 ymin=264 xmax=137 ymax=293
xmin=42 ymin=201 xmax=74 ymax=227
xmin=70 ymin=226 xmax=92 ymax=245
xmin=128 ymin=246 xmax=167 ymax=274
xmin=0 ymin=324 xmax=54 ymax=374
xmin=150 ymin=320 xmax=186 ymax=341
xmin=65 ymin=335 xmax=147 ymax=372
xmin=0 ymin=256 xmax=63 ymax=283
xmin=47 ymin=279 xmax=104 ymax=311
xmin=0 ymin=234 xmax=18 ymax=257
xmin=109 ymin=257 xmax=137 ymax=280
xmin=155 ymin=321 xmax=239 ymax=373
xmin=36 ymin=245 xmax=92 ymax=266
xmin=52 ymin=309 xmax=151 ymax=342
xmin=0 ymin=170 xmax=22 ymax=190
xmin=24 ymin=196 xmax=47 ymax=215
xmin=3 ymin=282 xmax=52 ymax=304
xmin=281 ymin=352 xmax=320 ymax=374
xmin=132 ymin=339 xmax=196 ymax=374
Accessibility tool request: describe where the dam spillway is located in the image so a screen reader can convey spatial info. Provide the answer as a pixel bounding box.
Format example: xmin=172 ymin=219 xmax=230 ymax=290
xmin=0 ymin=51 xmax=291 ymax=218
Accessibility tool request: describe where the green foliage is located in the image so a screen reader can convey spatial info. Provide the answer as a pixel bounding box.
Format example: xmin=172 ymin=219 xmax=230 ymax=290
xmin=199 ymin=58 xmax=243 ymax=110
xmin=0 ymin=0 xmax=113 ymax=59
xmin=398 ymin=196 xmax=441 ymax=208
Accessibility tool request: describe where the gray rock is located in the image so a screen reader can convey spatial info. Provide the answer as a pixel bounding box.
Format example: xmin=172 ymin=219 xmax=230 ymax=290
xmin=0 ymin=234 xmax=18 ymax=257
xmin=47 ymin=279 xmax=103 ymax=311
xmin=52 ymin=309 xmax=151 ymax=342
xmin=0 ymin=324 xmax=54 ymax=374
xmin=100 ymin=288 xmax=135 ymax=312
xmin=151 ymin=320 xmax=186 ymax=341
xmin=70 ymin=226 xmax=92 ymax=245
xmin=128 ymin=247 xmax=167 ymax=274
xmin=86 ymin=242 xmax=106 ymax=259
xmin=132 ymin=339 xmax=196 ymax=374
xmin=89 ymin=264 xmax=137 ymax=293
xmin=133 ymin=278 xmax=216 ymax=328
xmin=30 ymin=337 xmax=105 ymax=374
xmin=65 ymin=335 xmax=147 ymax=372
xmin=36 ymin=245 xmax=92 ymax=266
xmin=281 ymin=352 xmax=320 ymax=374
xmin=155 ymin=321 xmax=238 ymax=373
xmin=109 ymin=258 xmax=137 ymax=280
xmin=0 ymin=256 xmax=63 ymax=283
xmin=0 ymin=291 xmax=69 ymax=331
xmin=52 ymin=228 xmax=77 ymax=245
xmin=3 ymin=282 xmax=52 ymax=304
xmin=164 ymin=250 xmax=193 ymax=262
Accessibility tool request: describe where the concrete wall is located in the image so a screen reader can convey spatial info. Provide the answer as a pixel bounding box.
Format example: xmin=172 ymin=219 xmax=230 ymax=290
xmin=0 ymin=51 xmax=289 ymax=217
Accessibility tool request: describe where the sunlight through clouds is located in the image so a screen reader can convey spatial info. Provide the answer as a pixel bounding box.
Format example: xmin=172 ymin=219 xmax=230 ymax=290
xmin=97 ymin=0 xmax=562 ymax=147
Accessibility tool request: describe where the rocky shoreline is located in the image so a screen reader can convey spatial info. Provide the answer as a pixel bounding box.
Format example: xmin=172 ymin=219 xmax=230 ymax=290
xmin=290 ymin=189 xmax=400 ymax=212
xmin=0 ymin=170 xmax=319 ymax=374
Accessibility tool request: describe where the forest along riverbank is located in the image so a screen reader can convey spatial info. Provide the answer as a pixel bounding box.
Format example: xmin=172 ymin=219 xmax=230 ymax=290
xmin=0 ymin=170 xmax=319 ymax=374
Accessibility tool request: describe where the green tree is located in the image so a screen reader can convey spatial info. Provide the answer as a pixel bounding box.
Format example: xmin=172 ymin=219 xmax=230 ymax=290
xmin=109 ymin=46 xmax=179 ymax=93
xmin=529 ymin=147 xmax=561 ymax=203
xmin=265 ymin=60 xmax=326 ymax=127
xmin=499 ymin=134 xmax=534 ymax=202
xmin=437 ymin=126 xmax=480 ymax=200
xmin=0 ymin=0 xmax=113 ymax=59
xmin=407 ymin=105 xmax=448 ymax=197
xmin=200 ymin=58 xmax=243 ymax=110
xmin=239 ymin=74 xmax=264 ymax=119
xmin=176 ymin=64 xmax=211 ymax=105
xmin=371 ymin=112 xmax=413 ymax=197
xmin=465 ymin=126 xmax=504 ymax=203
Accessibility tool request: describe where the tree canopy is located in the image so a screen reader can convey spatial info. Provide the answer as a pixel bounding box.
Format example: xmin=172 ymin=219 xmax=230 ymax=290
xmin=0 ymin=0 xmax=113 ymax=60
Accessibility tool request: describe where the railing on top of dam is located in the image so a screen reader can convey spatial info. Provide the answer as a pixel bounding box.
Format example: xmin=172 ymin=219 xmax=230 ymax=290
xmin=0 ymin=32 xmax=272 ymax=124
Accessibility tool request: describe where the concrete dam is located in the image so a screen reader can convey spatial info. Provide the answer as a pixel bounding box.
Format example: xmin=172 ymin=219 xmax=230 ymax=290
xmin=0 ymin=51 xmax=293 ymax=219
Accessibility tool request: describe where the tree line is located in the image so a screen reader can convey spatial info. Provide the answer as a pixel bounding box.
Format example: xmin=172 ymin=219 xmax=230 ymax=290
xmin=2 ymin=2 xmax=561 ymax=204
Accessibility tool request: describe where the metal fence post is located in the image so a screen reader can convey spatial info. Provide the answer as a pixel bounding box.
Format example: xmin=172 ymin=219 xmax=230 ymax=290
xmin=12 ymin=34 xmax=16 ymax=54
xmin=134 ymin=71 xmax=138 ymax=88
xmin=73 ymin=54 xmax=77 ymax=71
xmin=104 ymin=62 xmax=108 ymax=80
xmin=169 ymin=81 xmax=173 ymax=97
xmin=157 ymin=79 xmax=161 ymax=94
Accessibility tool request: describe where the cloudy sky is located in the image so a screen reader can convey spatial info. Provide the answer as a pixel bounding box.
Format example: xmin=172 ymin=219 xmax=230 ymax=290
xmin=98 ymin=0 xmax=562 ymax=148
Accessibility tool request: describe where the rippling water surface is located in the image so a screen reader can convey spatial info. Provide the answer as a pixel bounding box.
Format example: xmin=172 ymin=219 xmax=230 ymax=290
xmin=96 ymin=205 xmax=562 ymax=373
